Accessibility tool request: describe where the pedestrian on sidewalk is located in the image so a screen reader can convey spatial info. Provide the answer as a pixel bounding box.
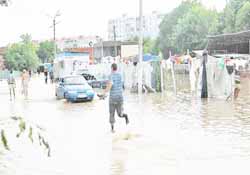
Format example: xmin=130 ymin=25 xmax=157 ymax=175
xmin=100 ymin=63 xmax=129 ymax=133
xmin=49 ymin=70 xmax=54 ymax=84
xmin=29 ymin=70 xmax=32 ymax=78
xmin=21 ymin=69 xmax=29 ymax=100
xmin=37 ymin=67 xmax=40 ymax=75
xmin=7 ymin=70 xmax=16 ymax=100
xmin=44 ymin=68 xmax=48 ymax=84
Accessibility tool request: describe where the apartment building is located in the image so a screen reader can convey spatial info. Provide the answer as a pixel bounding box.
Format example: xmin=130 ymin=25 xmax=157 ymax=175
xmin=108 ymin=11 xmax=164 ymax=41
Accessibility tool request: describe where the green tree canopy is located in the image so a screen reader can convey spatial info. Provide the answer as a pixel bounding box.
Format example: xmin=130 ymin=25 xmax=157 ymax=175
xmin=143 ymin=37 xmax=159 ymax=55
xmin=157 ymin=0 xmax=220 ymax=57
xmin=158 ymin=0 xmax=195 ymax=57
xmin=37 ymin=41 xmax=55 ymax=63
xmin=173 ymin=5 xmax=219 ymax=52
xmin=223 ymin=0 xmax=250 ymax=32
xmin=128 ymin=36 xmax=159 ymax=55
xmin=235 ymin=1 xmax=250 ymax=31
xmin=5 ymin=34 xmax=39 ymax=71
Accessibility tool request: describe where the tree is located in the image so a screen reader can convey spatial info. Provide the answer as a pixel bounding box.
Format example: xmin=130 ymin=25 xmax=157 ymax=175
xmin=143 ymin=38 xmax=159 ymax=55
xmin=128 ymin=36 xmax=160 ymax=55
xmin=20 ymin=34 xmax=32 ymax=44
xmin=4 ymin=34 xmax=39 ymax=71
xmin=173 ymin=5 xmax=220 ymax=52
xmin=235 ymin=1 xmax=250 ymax=31
xmin=223 ymin=5 xmax=236 ymax=33
xmin=158 ymin=0 xmax=198 ymax=58
xmin=216 ymin=12 xmax=227 ymax=34
xmin=223 ymin=0 xmax=250 ymax=32
xmin=0 ymin=0 xmax=9 ymax=6
xmin=157 ymin=0 xmax=220 ymax=56
xmin=37 ymin=41 xmax=55 ymax=63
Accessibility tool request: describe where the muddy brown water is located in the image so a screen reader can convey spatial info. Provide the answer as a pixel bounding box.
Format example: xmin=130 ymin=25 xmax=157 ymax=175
xmin=0 ymin=75 xmax=250 ymax=175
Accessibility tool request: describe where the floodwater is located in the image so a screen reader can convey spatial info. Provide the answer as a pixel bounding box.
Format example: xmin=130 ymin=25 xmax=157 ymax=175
xmin=0 ymin=75 xmax=250 ymax=175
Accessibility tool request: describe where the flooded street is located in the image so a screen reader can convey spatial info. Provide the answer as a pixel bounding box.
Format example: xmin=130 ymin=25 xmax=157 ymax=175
xmin=1 ymin=75 xmax=250 ymax=175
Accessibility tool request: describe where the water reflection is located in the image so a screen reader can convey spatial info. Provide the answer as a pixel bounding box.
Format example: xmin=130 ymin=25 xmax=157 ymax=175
xmin=1 ymin=76 xmax=250 ymax=175
xmin=112 ymin=76 xmax=250 ymax=175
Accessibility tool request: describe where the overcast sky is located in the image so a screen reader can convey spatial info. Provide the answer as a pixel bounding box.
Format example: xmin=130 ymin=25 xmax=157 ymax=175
xmin=0 ymin=0 xmax=226 ymax=46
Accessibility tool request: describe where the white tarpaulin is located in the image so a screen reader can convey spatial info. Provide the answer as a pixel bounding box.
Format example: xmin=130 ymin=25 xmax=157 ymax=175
xmin=190 ymin=55 xmax=234 ymax=99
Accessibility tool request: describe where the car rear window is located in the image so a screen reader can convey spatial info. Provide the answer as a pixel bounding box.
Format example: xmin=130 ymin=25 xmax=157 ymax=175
xmin=64 ymin=77 xmax=87 ymax=85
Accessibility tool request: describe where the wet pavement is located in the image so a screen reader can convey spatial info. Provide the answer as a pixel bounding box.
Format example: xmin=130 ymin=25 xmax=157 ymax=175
xmin=0 ymin=75 xmax=250 ymax=175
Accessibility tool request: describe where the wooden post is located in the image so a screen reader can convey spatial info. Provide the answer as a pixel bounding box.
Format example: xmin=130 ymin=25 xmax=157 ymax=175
xmin=201 ymin=50 xmax=208 ymax=98
xmin=170 ymin=51 xmax=177 ymax=94
xmin=160 ymin=60 xmax=164 ymax=92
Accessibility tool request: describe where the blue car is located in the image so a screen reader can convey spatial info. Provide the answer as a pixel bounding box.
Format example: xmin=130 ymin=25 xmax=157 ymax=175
xmin=55 ymin=75 xmax=95 ymax=102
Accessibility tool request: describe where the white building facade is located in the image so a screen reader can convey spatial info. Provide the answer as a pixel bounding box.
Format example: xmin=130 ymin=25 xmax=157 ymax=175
xmin=56 ymin=36 xmax=101 ymax=51
xmin=108 ymin=11 xmax=164 ymax=41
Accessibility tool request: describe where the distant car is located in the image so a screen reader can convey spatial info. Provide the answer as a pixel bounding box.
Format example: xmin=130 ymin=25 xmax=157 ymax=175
xmin=80 ymin=73 xmax=109 ymax=89
xmin=55 ymin=75 xmax=95 ymax=102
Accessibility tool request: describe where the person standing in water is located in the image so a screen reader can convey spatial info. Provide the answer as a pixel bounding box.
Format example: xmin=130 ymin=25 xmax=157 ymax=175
xmin=21 ymin=69 xmax=29 ymax=100
xmin=100 ymin=63 xmax=129 ymax=133
xmin=7 ymin=70 xmax=16 ymax=100
xmin=49 ymin=70 xmax=54 ymax=84
xmin=44 ymin=68 xmax=48 ymax=84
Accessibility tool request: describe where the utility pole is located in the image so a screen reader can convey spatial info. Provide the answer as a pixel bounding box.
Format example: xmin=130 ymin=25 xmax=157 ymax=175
xmin=101 ymin=39 xmax=104 ymax=59
xmin=53 ymin=19 xmax=56 ymax=41
xmin=113 ymin=25 xmax=116 ymax=41
xmin=138 ymin=0 xmax=143 ymax=93
xmin=113 ymin=25 xmax=117 ymax=57
xmin=48 ymin=10 xmax=61 ymax=61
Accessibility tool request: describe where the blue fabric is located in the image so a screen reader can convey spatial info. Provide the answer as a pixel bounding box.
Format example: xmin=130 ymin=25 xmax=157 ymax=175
xmin=143 ymin=54 xmax=161 ymax=62
xmin=143 ymin=54 xmax=152 ymax=61
xmin=109 ymin=72 xmax=123 ymax=101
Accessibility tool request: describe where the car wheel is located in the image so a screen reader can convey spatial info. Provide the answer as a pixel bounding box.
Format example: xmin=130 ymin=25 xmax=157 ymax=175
xmin=64 ymin=93 xmax=70 ymax=102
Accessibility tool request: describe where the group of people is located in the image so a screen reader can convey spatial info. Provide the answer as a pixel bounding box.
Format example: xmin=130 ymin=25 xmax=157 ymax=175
xmin=7 ymin=68 xmax=54 ymax=101
xmin=7 ymin=67 xmax=55 ymax=101
xmin=6 ymin=63 xmax=130 ymax=133
xmin=7 ymin=69 xmax=30 ymax=100
xmin=43 ymin=68 xmax=54 ymax=84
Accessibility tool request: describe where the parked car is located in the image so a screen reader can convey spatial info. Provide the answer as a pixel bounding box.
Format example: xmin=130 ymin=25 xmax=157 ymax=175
xmin=81 ymin=73 xmax=109 ymax=89
xmin=55 ymin=75 xmax=95 ymax=102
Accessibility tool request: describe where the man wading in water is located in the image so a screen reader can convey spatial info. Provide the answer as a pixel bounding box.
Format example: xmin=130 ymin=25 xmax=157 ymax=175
xmin=99 ymin=63 xmax=129 ymax=133
xmin=7 ymin=70 xmax=16 ymax=101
